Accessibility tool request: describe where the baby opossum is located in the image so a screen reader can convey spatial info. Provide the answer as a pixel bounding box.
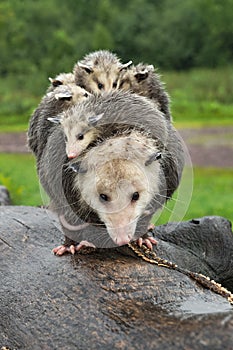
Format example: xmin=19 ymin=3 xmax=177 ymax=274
xmin=49 ymin=90 xmax=169 ymax=160
xmin=47 ymin=72 xmax=76 ymax=92
xmin=27 ymin=73 xmax=90 ymax=159
xmin=73 ymin=50 xmax=132 ymax=94
xmin=37 ymin=90 xmax=184 ymax=254
xmin=118 ymin=63 xmax=171 ymax=121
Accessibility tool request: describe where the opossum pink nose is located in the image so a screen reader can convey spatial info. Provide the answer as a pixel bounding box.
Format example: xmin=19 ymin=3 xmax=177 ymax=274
xmin=68 ymin=153 xmax=78 ymax=159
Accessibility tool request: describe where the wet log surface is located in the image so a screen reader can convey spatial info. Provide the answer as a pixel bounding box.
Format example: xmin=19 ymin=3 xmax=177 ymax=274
xmin=0 ymin=206 xmax=233 ymax=350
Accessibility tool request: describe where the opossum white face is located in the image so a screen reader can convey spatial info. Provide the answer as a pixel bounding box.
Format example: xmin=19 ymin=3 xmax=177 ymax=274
xmin=78 ymin=65 xmax=125 ymax=94
xmin=48 ymin=74 xmax=90 ymax=103
xmin=76 ymin=157 xmax=160 ymax=246
xmin=49 ymin=73 xmax=75 ymax=89
xmin=75 ymin=51 xmax=132 ymax=94
xmin=118 ymin=64 xmax=154 ymax=94
xmin=61 ymin=113 xmax=103 ymax=159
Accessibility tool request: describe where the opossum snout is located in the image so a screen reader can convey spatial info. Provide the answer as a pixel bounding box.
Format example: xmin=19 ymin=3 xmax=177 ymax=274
xmin=114 ymin=235 xmax=133 ymax=246
xmin=68 ymin=152 xmax=79 ymax=159
xmin=106 ymin=220 xmax=137 ymax=246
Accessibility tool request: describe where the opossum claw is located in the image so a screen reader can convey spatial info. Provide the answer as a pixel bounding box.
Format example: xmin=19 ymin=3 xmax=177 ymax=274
xmin=76 ymin=240 xmax=96 ymax=251
xmin=135 ymin=236 xmax=158 ymax=250
xmin=137 ymin=237 xmax=143 ymax=247
xmin=52 ymin=241 xmax=96 ymax=256
xmin=52 ymin=245 xmax=68 ymax=256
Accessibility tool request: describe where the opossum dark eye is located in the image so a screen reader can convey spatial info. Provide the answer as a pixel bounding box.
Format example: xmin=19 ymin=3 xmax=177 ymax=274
xmin=131 ymin=192 xmax=139 ymax=201
xmin=76 ymin=133 xmax=84 ymax=140
xmin=112 ymin=81 xmax=117 ymax=88
xmin=97 ymin=82 xmax=104 ymax=90
xmin=99 ymin=193 xmax=109 ymax=202
xmin=84 ymin=93 xmax=89 ymax=97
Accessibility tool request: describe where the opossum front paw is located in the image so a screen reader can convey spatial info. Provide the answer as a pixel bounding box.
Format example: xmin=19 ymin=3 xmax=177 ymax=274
xmin=136 ymin=236 xmax=158 ymax=250
xmin=75 ymin=240 xmax=96 ymax=252
xmin=52 ymin=244 xmax=74 ymax=256
xmin=52 ymin=241 xmax=96 ymax=256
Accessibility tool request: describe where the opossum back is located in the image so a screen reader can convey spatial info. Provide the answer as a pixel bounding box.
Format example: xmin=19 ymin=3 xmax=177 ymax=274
xmin=64 ymin=90 xmax=169 ymax=147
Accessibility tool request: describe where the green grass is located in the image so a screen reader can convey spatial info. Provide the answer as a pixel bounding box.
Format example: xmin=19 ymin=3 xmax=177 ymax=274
xmin=164 ymin=66 xmax=233 ymax=127
xmin=0 ymin=153 xmax=42 ymax=206
xmin=154 ymin=167 xmax=233 ymax=225
xmin=0 ymin=153 xmax=232 ymax=225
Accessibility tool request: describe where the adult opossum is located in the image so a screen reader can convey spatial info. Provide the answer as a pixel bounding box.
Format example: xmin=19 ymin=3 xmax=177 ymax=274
xmin=118 ymin=63 xmax=171 ymax=121
xmin=73 ymin=50 xmax=132 ymax=94
xmin=27 ymin=73 xmax=90 ymax=159
xmin=37 ymin=91 xmax=184 ymax=254
xmin=49 ymin=90 xmax=169 ymax=159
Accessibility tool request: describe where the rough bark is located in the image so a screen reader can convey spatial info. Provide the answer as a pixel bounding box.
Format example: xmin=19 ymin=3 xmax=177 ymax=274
xmin=0 ymin=206 xmax=233 ymax=350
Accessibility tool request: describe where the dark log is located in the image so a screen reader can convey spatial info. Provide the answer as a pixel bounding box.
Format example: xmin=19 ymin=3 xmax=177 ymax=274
xmin=0 ymin=206 xmax=233 ymax=350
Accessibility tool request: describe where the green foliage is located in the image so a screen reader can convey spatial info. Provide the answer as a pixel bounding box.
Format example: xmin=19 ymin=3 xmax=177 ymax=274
xmin=0 ymin=0 xmax=232 ymax=120
xmin=0 ymin=0 xmax=232 ymax=76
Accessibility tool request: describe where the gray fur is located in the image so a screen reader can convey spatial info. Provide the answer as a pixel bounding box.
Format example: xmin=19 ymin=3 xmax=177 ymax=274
xmin=118 ymin=63 xmax=172 ymax=121
xmin=59 ymin=90 xmax=169 ymax=151
xmin=36 ymin=91 xmax=184 ymax=247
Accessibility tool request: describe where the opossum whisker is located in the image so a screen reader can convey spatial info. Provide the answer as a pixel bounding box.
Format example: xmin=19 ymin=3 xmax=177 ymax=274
xmin=154 ymin=192 xmax=186 ymax=204
xmin=149 ymin=197 xmax=175 ymax=214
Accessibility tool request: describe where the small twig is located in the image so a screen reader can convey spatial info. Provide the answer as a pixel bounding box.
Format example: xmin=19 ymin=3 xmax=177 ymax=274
xmin=128 ymin=241 xmax=233 ymax=305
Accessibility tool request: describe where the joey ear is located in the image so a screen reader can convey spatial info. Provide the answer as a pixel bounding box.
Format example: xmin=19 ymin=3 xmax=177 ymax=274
xmin=147 ymin=64 xmax=154 ymax=72
xmin=145 ymin=152 xmax=162 ymax=166
xmin=135 ymin=70 xmax=149 ymax=82
xmin=66 ymin=161 xmax=87 ymax=174
xmin=78 ymin=63 xmax=94 ymax=74
xmin=88 ymin=113 xmax=104 ymax=126
xmin=47 ymin=116 xmax=61 ymax=124
xmin=120 ymin=60 xmax=133 ymax=71
xmin=55 ymin=91 xmax=72 ymax=101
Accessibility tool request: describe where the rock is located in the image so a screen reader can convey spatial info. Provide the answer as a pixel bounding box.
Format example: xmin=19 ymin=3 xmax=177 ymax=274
xmin=0 ymin=206 xmax=233 ymax=350
xmin=0 ymin=186 xmax=11 ymax=206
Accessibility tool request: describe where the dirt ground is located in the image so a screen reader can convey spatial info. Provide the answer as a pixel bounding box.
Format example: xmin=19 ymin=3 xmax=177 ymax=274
xmin=0 ymin=126 xmax=232 ymax=167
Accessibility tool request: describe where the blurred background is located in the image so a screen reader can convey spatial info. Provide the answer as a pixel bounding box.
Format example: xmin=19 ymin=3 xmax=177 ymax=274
xmin=0 ymin=0 xmax=232 ymax=223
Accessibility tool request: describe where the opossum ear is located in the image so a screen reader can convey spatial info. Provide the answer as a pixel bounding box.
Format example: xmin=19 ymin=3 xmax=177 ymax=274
xmin=135 ymin=69 xmax=149 ymax=82
xmin=78 ymin=63 xmax=94 ymax=74
xmin=145 ymin=152 xmax=162 ymax=166
xmin=47 ymin=116 xmax=61 ymax=124
xmin=88 ymin=113 xmax=104 ymax=126
xmin=66 ymin=162 xmax=87 ymax=174
xmin=147 ymin=64 xmax=154 ymax=71
xmin=120 ymin=60 xmax=133 ymax=71
xmin=55 ymin=91 xmax=72 ymax=101
xmin=49 ymin=77 xmax=63 ymax=87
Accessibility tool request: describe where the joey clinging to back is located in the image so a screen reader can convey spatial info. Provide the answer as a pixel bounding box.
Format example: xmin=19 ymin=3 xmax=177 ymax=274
xmin=28 ymin=73 xmax=90 ymax=158
xmin=118 ymin=63 xmax=171 ymax=121
xmin=49 ymin=89 xmax=169 ymax=160
xmin=73 ymin=50 xmax=132 ymax=94
xmin=51 ymin=108 xmax=104 ymax=159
